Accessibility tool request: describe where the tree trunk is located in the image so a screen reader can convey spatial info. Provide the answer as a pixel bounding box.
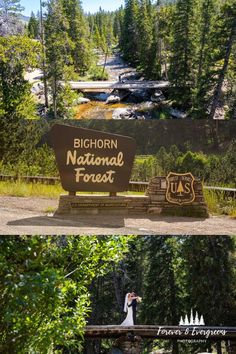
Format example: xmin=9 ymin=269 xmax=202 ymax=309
xmin=197 ymin=0 xmax=211 ymax=82
xmin=170 ymin=263 xmax=179 ymax=354
xmin=210 ymin=18 xmax=236 ymax=119
xmin=84 ymin=339 xmax=94 ymax=354
xmin=172 ymin=339 xmax=179 ymax=354
xmin=162 ymin=41 xmax=168 ymax=80
xmin=40 ymin=0 xmax=48 ymax=108
xmin=113 ymin=270 xmax=123 ymax=312
xmin=217 ymin=341 xmax=223 ymax=354
xmin=53 ymin=77 xmax=57 ymax=119
xmin=102 ymin=49 xmax=108 ymax=78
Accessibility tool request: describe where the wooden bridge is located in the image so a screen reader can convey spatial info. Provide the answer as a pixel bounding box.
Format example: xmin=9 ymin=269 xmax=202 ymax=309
xmin=85 ymin=325 xmax=236 ymax=340
xmin=66 ymin=80 xmax=170 ymax=91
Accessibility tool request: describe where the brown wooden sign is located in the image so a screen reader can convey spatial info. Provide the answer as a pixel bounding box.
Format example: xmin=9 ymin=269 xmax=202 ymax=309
xmin=48 ymin=124 xmax=136 ymax=193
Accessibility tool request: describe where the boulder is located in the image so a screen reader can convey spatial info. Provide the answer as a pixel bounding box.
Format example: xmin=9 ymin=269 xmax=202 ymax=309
xmin=106 ymin=94 xmax=121 ymax=104
xmin=94 ymin=92 xmax=110 ymax=101
xmin=140 ymin=101 xmax=155 ymax=109
xmin=169 ymin=108 xmax=187 ymax=119
xmin=75 ymin=97 xmax=90 ymax=105
xmin=151 ymin=90 xmax=166 ymax=103
xmin=106 ymin=89 xmax=130 ymax=104
xmin=128 ymin=89 xmax=150 ymax=103
xmin=112 ymin=108 xmax=136 ymax=120
xmin=31 ymin=82 xmax=44 ymax=95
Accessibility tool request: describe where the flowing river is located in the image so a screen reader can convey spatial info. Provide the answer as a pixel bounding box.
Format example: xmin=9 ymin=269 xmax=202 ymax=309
xmin=27 ymin=53 xmax=181 ymax=119
xmin=74 ymin=53 xmax=167 ymax=120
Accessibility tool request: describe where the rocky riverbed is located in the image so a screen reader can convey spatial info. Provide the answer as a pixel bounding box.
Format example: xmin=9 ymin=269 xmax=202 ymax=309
xmin=26 ymin=53 xmax=187 ymax=120
xmin=75 ymin=53 xmax=186 ymax=120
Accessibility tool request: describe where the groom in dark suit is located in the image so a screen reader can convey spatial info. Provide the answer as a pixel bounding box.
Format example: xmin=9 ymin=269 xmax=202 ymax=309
xmin=131 ymin=291 xmax=137 ymax=325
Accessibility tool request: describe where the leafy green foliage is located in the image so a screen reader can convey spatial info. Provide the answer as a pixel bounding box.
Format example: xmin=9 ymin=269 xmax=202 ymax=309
xmin=0 ymin=236 xmax=130 ymax=353
xmin=132 ymin=142 xmax=236 ymax=186
xmin=88 ymin=64 xmax=109 ymax=81
xmin=0 ymin=36 xmax=40 ymax=118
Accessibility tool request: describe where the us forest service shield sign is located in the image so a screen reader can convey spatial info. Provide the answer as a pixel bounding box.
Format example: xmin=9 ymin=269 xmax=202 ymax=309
xmin=166 ymin=172 xmax=196 ymax=205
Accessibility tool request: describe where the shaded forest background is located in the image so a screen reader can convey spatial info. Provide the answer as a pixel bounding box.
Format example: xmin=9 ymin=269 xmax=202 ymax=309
xmin=0 ymin=119 xmax=235 ymax=186
xmin=1 ymin=235 xmax=236 ymax=354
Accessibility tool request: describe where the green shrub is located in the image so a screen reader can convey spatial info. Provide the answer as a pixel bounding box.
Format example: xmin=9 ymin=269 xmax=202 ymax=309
xmin=88 ymin=65 xmax=109 ymax=81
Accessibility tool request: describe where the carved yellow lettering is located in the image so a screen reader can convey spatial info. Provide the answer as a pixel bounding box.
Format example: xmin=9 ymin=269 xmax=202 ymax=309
xmin=74 ymin=139 xmax=80 ymax=148
xmin=74 ymin=168 xmax=115 ymax=184
xmin=170 ymin=182 xmax=177 ymax=193
xmin=75 ymin=167 xmax=86 ymax=182
xmin=67 ymin=150 xmax=77 ymax=165
xmin=185 ymin=182 xmax=191 ymax=193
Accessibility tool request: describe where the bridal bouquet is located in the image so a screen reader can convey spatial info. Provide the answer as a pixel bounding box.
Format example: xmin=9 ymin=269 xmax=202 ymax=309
xmin=137 ymin=296 xmax=142 ymax=303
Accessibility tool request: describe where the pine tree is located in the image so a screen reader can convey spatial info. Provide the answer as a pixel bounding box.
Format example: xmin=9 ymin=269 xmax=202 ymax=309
xmin=191 ymin=0 xmax=215 ymax=117
xmin=141 ymin=237 xmax=185 ymax=354
xmin=0 ymin=0 xmax=23 ymax=16
xmin=60 ymin=0 xmax=92 ymax=75
xmin=113 ymin=7 xmax=124 ymax=42
xmin=138 ymin=0 xmax=153 ymax=75
xmin=182 ymin=236 xmax=236 ymax=326
xmin=28 ymin=11 xmax=39 ymax=39
xmin=169 ymin=0 xmax=195 ymax=105
xmin=44 ymin=0 xmax=71 ymax=119
xmin=209 ymin=0 xmax=236 ymax=119
xmin=121 ymin=0 xmax=139 ymax=64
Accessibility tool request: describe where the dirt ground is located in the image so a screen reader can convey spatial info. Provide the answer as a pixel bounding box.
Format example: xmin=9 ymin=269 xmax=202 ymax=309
xmin=0 ymin=196 xmax=235 ymax=236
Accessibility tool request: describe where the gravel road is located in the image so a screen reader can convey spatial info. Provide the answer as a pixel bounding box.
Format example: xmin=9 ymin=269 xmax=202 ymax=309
xmin=0 ymin=196 xmax=235 ymax=236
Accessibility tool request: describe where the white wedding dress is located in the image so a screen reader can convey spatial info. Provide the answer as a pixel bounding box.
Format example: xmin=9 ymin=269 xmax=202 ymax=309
xmin=120 ymin=294 xmax=134 ymax=326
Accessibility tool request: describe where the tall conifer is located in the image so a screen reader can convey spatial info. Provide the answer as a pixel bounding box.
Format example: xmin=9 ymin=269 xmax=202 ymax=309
xmin=121 ymin=0 xmax=139 ymax=64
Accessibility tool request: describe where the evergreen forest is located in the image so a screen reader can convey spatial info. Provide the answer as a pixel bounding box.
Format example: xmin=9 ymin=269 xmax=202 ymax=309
xmin=0 ymin=0 xmax=235 ymax=119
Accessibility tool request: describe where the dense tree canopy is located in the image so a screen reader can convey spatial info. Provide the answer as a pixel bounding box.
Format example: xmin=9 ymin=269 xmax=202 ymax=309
xmin=0 ymin=36 xmax=40 ymax=118
xmin=117 ymin=0 xmax=236 ymax=118
xmin=0 ymin=236 xmax=130 ymax=353
xmin=84 ymin=236 xmax=236 ymax=353
xmin=0 ymin=0 xmax=235 ymax=119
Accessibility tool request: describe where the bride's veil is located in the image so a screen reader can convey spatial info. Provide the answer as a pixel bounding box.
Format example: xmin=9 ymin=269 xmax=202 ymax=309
xmin=123 ymin=293 xmax=129 ymax=313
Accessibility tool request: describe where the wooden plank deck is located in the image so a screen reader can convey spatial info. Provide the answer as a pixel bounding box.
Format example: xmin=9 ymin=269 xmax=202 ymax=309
xmin=66 ymin=80 xmax=170 ymax=90
xmin=84 ymin=325 xmax=236 ymax=340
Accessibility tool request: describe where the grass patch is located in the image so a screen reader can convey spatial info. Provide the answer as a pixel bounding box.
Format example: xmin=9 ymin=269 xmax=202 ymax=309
xmin=0 ymin=181 xmax=64 ymax=198
xmin=44 ymin=206 xmax=57 ymax=214
xmin=0 ymin=181 xmax=144 ymax=198
xmin=204 ymin=190 xmax=236 ymax=218
xmin=1 ymin=181 xmax=235 ymax=218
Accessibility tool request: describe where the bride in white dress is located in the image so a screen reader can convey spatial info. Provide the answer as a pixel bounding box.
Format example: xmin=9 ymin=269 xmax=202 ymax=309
xmin=120 ymin=293 xmax=134 ymax=326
